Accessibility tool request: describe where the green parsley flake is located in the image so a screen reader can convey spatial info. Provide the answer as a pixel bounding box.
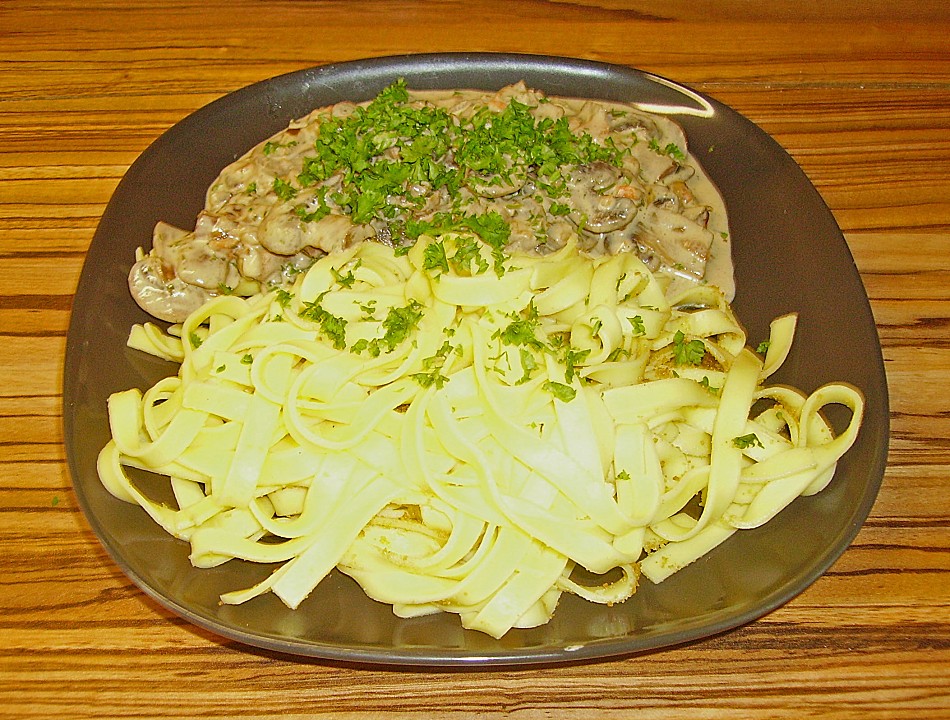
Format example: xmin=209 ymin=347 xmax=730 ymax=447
xmin=562 ymin=348 xmax=591 ymax=383
xmin=411 ymin=340 xmax=458 ymax=389
xmin=358 ymin=299 xmax=378 ymax=320
xmin=733 ymin=433 xmax=764 ymax=450
xmin=672 ymin=330 xmax=706 ymax=366
xmin=352 ymin=300 xmax=425 ymax=357
xmin=299 ymin=297 xmax=348 ymax=349
xmin=379 ymin=301 xmax=424 ymax=352
xmin=331 ymin=261 xmax=360 ymax=288
xmin=517 ymin=347 xmax=538 ymax=384
xmin=630 ymin=315 xmax=646 ymax=336
xmin=422 ymin=241 xmax=450 ymax=275
xmin=450 ymin=236 xmax=490 ymax=276
xmin=274 ymin=288 xmax=294 ymax=308
xmin=272 ymin=177 xmax=298 ymax=201
xmin=699 ymin=376 xmax=720 ymax=395
xmin=649 ymin=137 xmax=686 ymax=162
xmin=496 ymin=314 xmax=545 ymax=351
xmin=544 ymin=380 xmax=577 ymax=403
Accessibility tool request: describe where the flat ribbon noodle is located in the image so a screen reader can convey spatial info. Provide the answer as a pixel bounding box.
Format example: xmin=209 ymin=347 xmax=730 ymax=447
xmin=99 ymin=234 xmax=864 ymax=638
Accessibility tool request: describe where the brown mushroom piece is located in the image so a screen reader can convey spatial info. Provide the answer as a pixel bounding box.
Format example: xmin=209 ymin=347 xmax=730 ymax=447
xmin=566 ymin=162 xmax=639 ymax=234
xmin=128 ymin=220 xmax=245 ymax=322
xmin=158 ymin=228 xmax=241 ymax=292
xmin=258 ymin=205 xmax=355 ymax=256
xmin=637 ymin=205 xmax=714 ymax=280
xmin=128 ymin=252 xmax=214 ymax=323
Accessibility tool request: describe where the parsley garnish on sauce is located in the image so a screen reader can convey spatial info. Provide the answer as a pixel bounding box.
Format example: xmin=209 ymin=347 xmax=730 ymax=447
xmin=277 ymin=79 xmax=624 ymax=269
xmin=649 ymin=137 xmax=686 ymax=162
xmin=272 ymin=177 xmax=298 ymax=201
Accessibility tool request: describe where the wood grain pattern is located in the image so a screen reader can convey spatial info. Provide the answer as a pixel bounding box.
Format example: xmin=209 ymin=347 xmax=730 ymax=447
xmin=1 ymin=1 xmax=948 ymax=717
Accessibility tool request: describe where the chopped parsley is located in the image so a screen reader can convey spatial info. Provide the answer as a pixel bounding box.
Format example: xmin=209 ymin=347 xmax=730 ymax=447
xmin=495 ymin=309 xmax=546 ymax=351
xmin=649 ymin=137 xmax=686 ymax=162
xmin=272 ymin=177 xmax=298 ymax=201
xmin=275 ymin=79 xmax=625 ymax=264
xmin=562 ymin=348 xmax=591 ymax=383
xmin=263 ymin=140 xmax=297 ymax=156
xmin=352 ymin=300 xmax=424 ymax=356
xmin=672 ymin=330 xmax=706 ymax=366
xmin=733 ymin=433 xmax=764 ymax=450
xmin=379 ymin=301 xmax=424 ymax=352
xmin=408 ymin=212 xmax=510 ymax=276
xmin=299 ymin=295 xmax=348 ymax=349
xmin=358 ymin=299 xmax=378 ymax=320
xmin=331 ymin=261 xmax=360 ymax=288
xmin=295 ymin=195 xmax=332 ymax=223
xmin=516 ymin=347 xmax=538 ymax=385
xmin=274 ymin=288 xmax=294 ymax=308
xmin=699 ymin=376 xmax=720 ymax=395
xmin=411 ymin=339 xmax=459 ymax=389
xmin=449 ymin=236 xmax=490 ymax=276
xmin=422 ymin=240 xmax=450 ymax=275
xmin=630 ymin=314 xmax=646 ymax=336
xmin=544 ymin=380 xmax=577 ymax=403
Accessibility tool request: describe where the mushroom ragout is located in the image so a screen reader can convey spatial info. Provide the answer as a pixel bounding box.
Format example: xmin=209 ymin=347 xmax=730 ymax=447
xmin=129 ymin=81 xmax=733 ymax=322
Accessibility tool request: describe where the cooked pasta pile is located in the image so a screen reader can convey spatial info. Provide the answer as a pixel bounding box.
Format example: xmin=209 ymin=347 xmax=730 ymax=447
xmin=98 ymin=234 xmax=863 ymax=638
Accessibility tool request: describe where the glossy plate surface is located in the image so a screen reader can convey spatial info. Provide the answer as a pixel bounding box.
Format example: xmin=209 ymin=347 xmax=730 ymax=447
xmin=64 ymin=53 xmax=889 ymax=666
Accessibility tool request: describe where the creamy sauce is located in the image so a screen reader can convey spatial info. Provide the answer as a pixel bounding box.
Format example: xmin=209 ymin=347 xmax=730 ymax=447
xmin=129 ymin=82 xmax=734 ymax=322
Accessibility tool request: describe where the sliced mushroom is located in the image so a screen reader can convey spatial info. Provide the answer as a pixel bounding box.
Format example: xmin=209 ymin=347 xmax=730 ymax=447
xmin=567 ymin=162 xmax=639 ymax=234
xmin=236 ymin=239 xmax=291 ymax=284
xmin=543 ymin=219 xmax=574 ymax=253
xmin=667 ymin=180 xmax=697 ymax=208
xmin=149 ymin=222 xmax=240 ymax=293
xmin=128 ymin=253 xmax=214 ymax=323
xmin=658 ymin=163 xmax=696 ymax=183
xmin=636 ymin=206 xmax=714 ymax=279
xmin=258 ymin=206 xmax=354 ymax=256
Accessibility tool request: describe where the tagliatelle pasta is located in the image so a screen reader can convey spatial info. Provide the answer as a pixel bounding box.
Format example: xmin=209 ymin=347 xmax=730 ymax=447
xmin=98 ymin=233 xmax=863 ymax=638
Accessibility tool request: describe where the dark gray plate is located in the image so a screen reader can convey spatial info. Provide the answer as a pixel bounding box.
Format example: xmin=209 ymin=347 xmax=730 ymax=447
xmin=64 ymin=53 xmax=889 ymax=666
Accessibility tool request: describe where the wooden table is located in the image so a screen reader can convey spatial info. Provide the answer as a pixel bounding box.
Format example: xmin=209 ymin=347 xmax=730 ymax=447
xmin=2 ymin=1 xmax=948 ymax=717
